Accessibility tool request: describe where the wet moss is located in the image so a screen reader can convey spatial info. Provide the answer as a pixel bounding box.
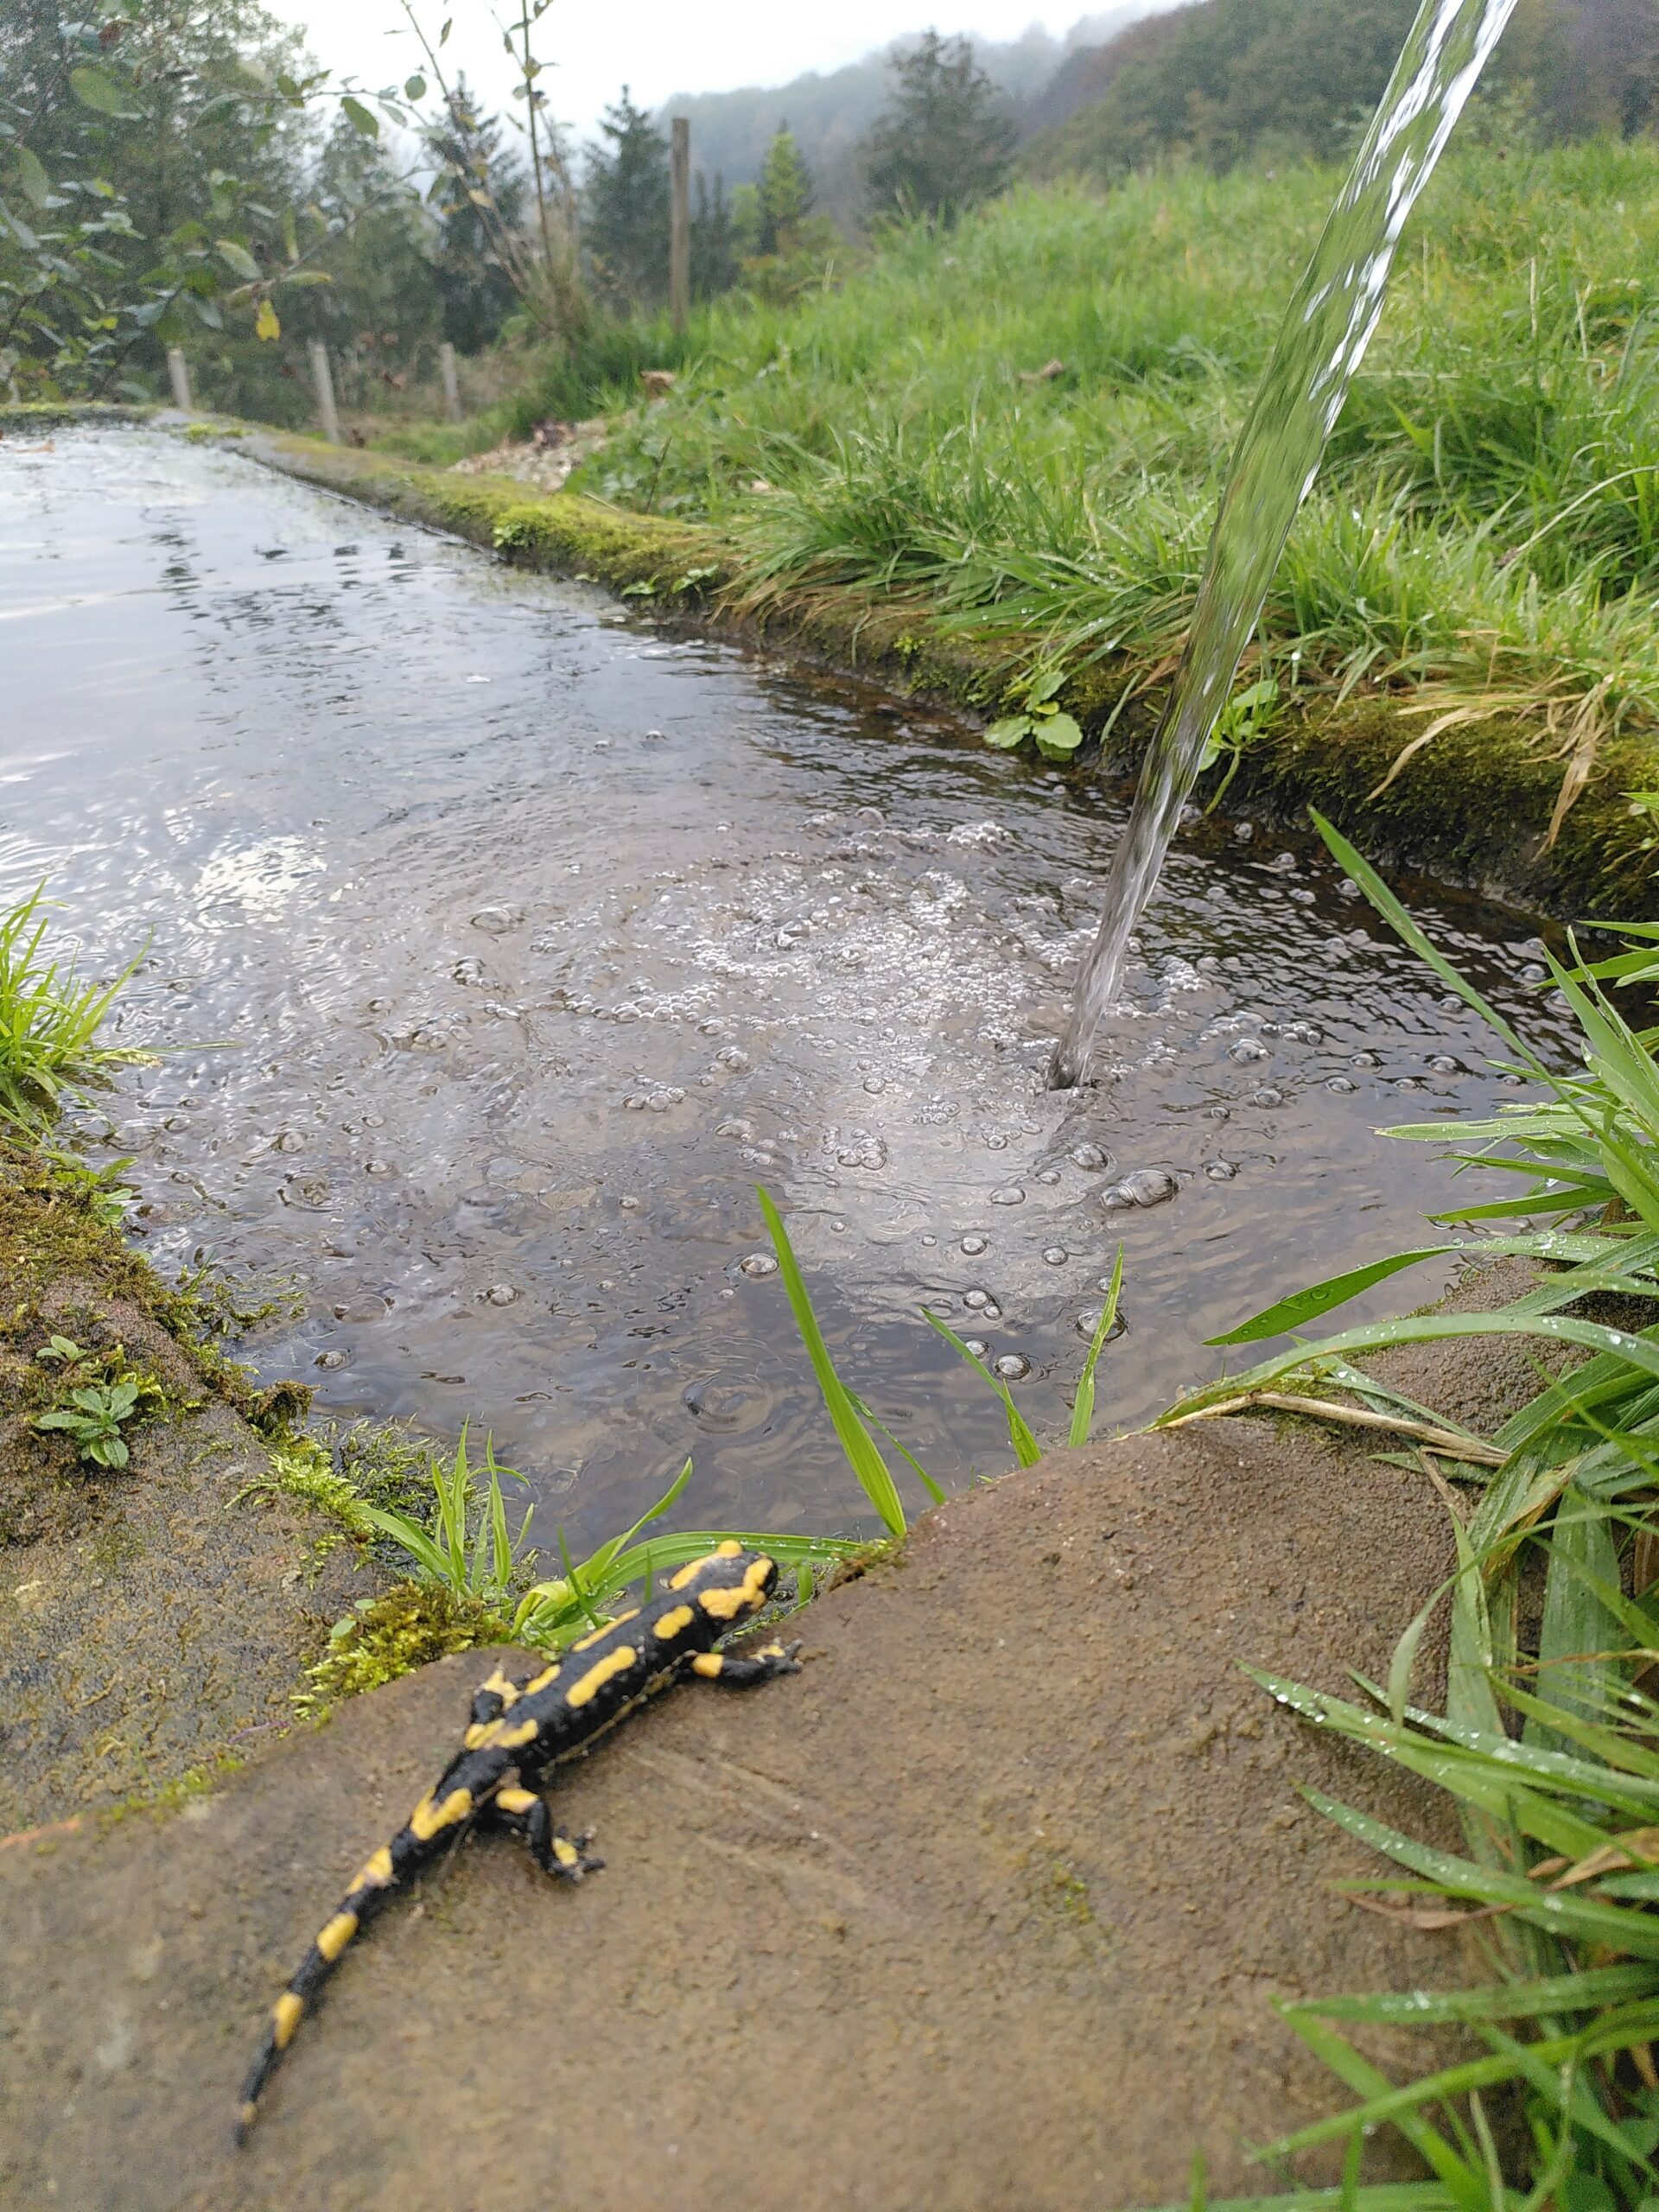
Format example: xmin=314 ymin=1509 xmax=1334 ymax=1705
xmin=250 ymin=429 xmax=1659 ymax=923
xmin=298 ymin=1582 xmax=510 ymax=1716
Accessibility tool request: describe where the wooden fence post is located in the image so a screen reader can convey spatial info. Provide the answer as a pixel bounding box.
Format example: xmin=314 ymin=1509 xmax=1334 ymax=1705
xmin=308 ymin=339 xmax=340 ymax=444
xmin=165 ymin=346 xmax=192 ymax=410
xmin=670 ymin=118 xmax=690 ymax=336
xmin=438 ymin=341 xmax=461 ymax=424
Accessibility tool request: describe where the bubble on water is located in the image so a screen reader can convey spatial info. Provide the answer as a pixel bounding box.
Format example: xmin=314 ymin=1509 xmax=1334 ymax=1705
xmin=365 ymin=1159 xmax=392 ymax=1175
xmin=963 ymin=1338 xmax=989 ymax=1358
xmin=993 ymin=1353 xmax=1029 ymax=1381
xmin=274 ymin=1129 xmax=306 ymax=1153
xmin=315 ymin=1348 xmax=348 ymax=1370
xmin=1429 ymin=1055 xmax=1460 ymax=1074
xmin=699 ymin=1020 xmax=721 ymax=1036
xmin=981 ymin=1300 xmax=1002 ymax=1321
xmin=1326 ymin=1076 xmax=1357 ymax=1093
xmin=1235 ymin=821 xmax=1254 ymax=841
xmin=1270 ymin=852 xmax=1296 ymax=873
xmin=960 ymin=1233 xmax=988 ymax=1255
xmin=717 ymin=1118 xmax=757 ymax=1141
xmin=855 ymin=804 xmax=884 ymax=824
xmin=1042 ymin=1246 xmax=1069 ymax=1265
xmin=1521 ymin=963 xmax=1547 ymax=985
xmin=620 ymin=1194 xmax=640 ymax=1211
xmin=1205 ymin=1160 xmax=1237 ymax=1181
xmin=1501 ymin=1073 xmax=1524 ymax=1087
xmin=985 ymin=1133 xmax=1008 ymax=1151
xmin=483 ymin=1283 xmax=519 ymax=1306
xmin=452 ymin=957 xmax=486 ymax=985
xmin=716 ymin=1046 xmax=750 ymax=1071
xmin=775 ymin=920 xmax=811 ymax=947
xmin=614 ymin=1005 xmax=640 ymax=1024
xmin=1036 ymin=1169 xmax=1061 ymax=1187
xmin=920 ymin=1234 xmax=937 ymax=1248
xmin=1338 ymin=878 xmax=1361 ymax=899
xmin=1230 ymin=1039 xmax=1268 ymax=1063
xmin=1077 ymin=1306 xmax=1128 ymax=1342
xmin=645 ymin=1095 xmax=668 ymax=1112
xmin=836 ymin=1136 xmax=888 ymax=1170
xmin=1252 ymin=1087 xmax=1284 ymax=1108
xmin=963 ymin=1288 xmax=992 ymax=1311
xmin=1069 ymin=1143 xmax=1109 ymax=1171
xmin=1108 ymin=1167 xmax=1177 ymax=1210
xmin=1289 ymin=1021 xmax=1324 ymax=1044
xmin=862 ymin=1077 xmax=884 ymax=1094
xmin=367 ymin=996 xmax=393 ymax=1014
xmin=1351 ymin=1051 xmax=1379 ymax=1070
xmin=737 ymin=1253 xmax=778 ymax=1279
xmin=990 ymin=1185 xmax=1026 ymax=1206
xmin=1206 ymin=1104 xmax=1230 ymax=1121
xmin=470 ymin=906 xmax=523 ymax=935
xmin=665 ymin=1086 xmax=685 ymax=1104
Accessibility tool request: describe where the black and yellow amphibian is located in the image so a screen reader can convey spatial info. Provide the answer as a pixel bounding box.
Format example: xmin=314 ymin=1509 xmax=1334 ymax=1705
xmin=237 ymin=1542 xmax=799 ymax=2140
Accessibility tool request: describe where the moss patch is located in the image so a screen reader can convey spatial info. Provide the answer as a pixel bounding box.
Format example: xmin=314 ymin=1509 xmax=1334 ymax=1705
xmin=298 ymin=1581 xmax=510 ymax=1716
xmin=245 ymin=429 xmax=1659 ymax=923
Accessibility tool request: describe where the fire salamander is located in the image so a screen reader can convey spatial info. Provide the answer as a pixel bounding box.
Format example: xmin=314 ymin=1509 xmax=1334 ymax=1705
xmin=237 ymin=1541 xmax=800 ymax=2140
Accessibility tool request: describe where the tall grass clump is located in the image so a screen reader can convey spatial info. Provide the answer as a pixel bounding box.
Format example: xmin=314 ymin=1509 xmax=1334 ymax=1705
xmin=0 ymin=887 xmax=151 ymax=1135
xmin=580 ymin=142 xmax=1659 ymax=792
xmin=1158 ymin=815 xmax=1659 ymax=2207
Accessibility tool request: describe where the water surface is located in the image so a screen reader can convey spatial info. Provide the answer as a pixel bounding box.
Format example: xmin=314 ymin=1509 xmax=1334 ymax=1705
xmin=1 ymin=428 xmax=1572 ymax=1541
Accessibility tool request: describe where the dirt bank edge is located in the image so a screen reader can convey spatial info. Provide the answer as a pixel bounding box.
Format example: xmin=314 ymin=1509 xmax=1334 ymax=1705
xmin=0 ymin=1147 xmax=385 ymax=1828
xmin=241 ymin=424 xmax=1659 ymax=924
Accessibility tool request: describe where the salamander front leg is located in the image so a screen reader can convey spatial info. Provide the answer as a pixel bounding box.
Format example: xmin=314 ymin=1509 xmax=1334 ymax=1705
xmin=690 ymin=1639 xmax=804 ymax=1686
xmin=486 ymin=1789 xmax=603 ymax=1881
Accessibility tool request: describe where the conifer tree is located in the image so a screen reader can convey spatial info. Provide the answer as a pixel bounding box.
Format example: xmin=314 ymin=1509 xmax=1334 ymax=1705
xmin=582 ymin=87 xmax=671 ymax=308
xmin=861 ymin=31 xmax=1016 ymax=223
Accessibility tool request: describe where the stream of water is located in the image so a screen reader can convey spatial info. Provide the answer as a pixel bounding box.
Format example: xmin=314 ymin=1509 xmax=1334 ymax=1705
xmin=1 ymin=429 xmax=1573 ymax=1545
xmin=1049 ymin=0 xmax=1522 ymax=1087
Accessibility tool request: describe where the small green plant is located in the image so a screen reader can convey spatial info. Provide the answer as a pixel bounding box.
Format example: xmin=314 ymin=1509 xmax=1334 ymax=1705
xmin=34 ymin=1377 xmax=145 ymax=1468
xmin=1194 ymin=675 xmax=1280 ymax=808
xmin=37 ymin=1333 xmax=91 ymax=1368
xmin=0 ymin=887 xmax=154 ymax=1136
xmin=982 ymin=664 xmax=1085 ymax=761
xmin=357 ymin=1423 xmax=533 ymax=1611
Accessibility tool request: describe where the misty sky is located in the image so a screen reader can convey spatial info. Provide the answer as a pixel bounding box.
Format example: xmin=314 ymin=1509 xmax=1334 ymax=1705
xmin=260 ymin=0 xmax=1091 ymax=149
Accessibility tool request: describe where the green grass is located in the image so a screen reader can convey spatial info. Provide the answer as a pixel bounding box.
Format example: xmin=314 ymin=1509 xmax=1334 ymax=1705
xmin=0 ymin=887 xmax=153 ymax=1135
xmin=567 ymin=142 xmax=1659 ymax=803
xmin=1153 ymin=819 xmax=1659 ymax=2208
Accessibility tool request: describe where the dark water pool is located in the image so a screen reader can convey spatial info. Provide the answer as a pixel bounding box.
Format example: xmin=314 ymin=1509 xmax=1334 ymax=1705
xmin=0 ymin=426 xmax=1573 ymax=1543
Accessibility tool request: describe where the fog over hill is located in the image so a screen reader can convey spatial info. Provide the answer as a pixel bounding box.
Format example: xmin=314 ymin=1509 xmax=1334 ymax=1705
xmin=652 ymin=6 xmax=1188 ymax=226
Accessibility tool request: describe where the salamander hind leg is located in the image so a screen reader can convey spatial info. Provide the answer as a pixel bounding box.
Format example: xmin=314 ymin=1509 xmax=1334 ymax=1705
xmin=690 ymin=1639 xmax=804 ymax=1687
xmin=486 ymin=1788 xmax=604 ymax=1882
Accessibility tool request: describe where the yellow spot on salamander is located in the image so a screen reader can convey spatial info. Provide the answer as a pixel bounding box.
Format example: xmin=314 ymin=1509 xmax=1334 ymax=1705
xmin=573 ymin=1607 xmax=639 ymax=1651
xmin=565 ymin=1645 xmax=638 ymax=1708
xmin=408 ymin=1785 xmax=473 ymax=1841
xmin=691 ymin=1652 xmax=724 ymax=1677
xmin=272 ymin=1992 xmax=305 ymax=2050
xmin=667 ymin=1553 xmax=713 ymax=1591
xmin=654 ymin=1604 xmax=695 ymax=1640
xmin=715 ymin=1539 xmax=743 ymax=1557
xmin=698 ymin=1555 xmax=773 ymax=1619
xmin=355 ymin=1846 xmax=394 ymax=1889
xmin=552 ymin=1834 xmax=579 ymax=1868
xmin=523 ymin=1662 xmax=562 ymax=1696
xmin=491 ymin=1717 xmax=540 ymax=1751
xmin=315 ymin=1910 xmax=359 ymax=1963
xmin=497 ymin=1787 xmax=537 ymax=1815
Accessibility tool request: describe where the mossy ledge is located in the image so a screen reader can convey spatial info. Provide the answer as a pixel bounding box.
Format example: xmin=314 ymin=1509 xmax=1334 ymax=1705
xmin=245 ymin=426 xmax=1659 ymax=924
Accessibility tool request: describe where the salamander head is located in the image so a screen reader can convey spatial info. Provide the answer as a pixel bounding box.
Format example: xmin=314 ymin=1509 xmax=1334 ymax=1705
xmin=664 ymin=1541 xmax=780 ymax=1619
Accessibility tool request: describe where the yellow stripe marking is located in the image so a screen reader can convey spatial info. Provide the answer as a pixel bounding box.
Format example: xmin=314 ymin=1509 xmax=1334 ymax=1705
xmin=408 ymin=1785 xmax=473 ymax=1841
xmin=565 ymin=1645 xmax=638 ymax=1708
xmin=691 ymin=1652 xmax=724 ymax=1677
xmin=654 ymin=1604 xmax=695 ymax=1640
xmin=491 ymin=1717 xmax=540 ymax=1751
xmin=668 ymin=1553 xmax=714 ymax=1591
xmin=698 ymin=1556 xmax=773 ymax=1619
xmin=497 ymin=1787 xmax=537 ymax=1815
xmin=315 ymin=1910 xmax=359 ymax=1963
xmin=524 ymin=1663 xmax=562 ymax=1696
xmin=574 ymin=1607 xmax=639 ymax=1651
xmin=355 ymin=1846 xmax=394 ymax=1889
xmin=272 ymin=1992 xmax=305 ymax=2050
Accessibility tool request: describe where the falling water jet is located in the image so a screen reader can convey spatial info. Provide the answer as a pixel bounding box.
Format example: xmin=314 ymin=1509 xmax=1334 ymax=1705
xmin=1046 ymin=0 xmax=1520 ymax=1090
